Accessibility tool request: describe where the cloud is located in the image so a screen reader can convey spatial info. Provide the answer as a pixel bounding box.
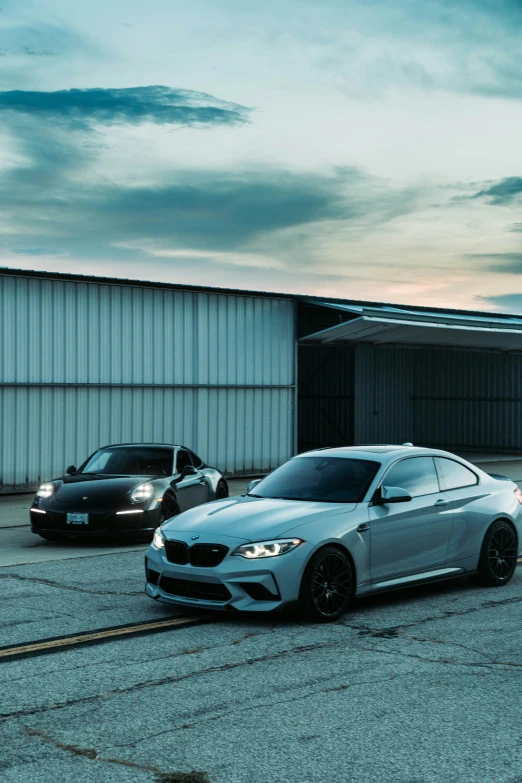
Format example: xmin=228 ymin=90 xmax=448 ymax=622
xmin=0 ymin=23 xmax=91 ymax=58
xmin=469 ymin=177 xmax=522 ymax=205
xmin=1 ymin=165 xmax=407 ymax=256
xmin=467 ymin=252 xmax=522 ymax=273
xmin=479 ymin=294 xmax=522 ymax=313
xmin=0 ymin=86 xmax=250 ymax=129
xmin=0 ymin=91 xmax=415 ymax=258
xmin=282 ymin=0 xmax=522 ymax=102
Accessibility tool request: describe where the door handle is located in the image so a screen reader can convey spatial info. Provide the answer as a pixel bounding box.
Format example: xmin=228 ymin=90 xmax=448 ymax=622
xmin=357 ymin=523 xmax=369 ymax=533
xmin=434 ymin=498 xmax=450 ymax=506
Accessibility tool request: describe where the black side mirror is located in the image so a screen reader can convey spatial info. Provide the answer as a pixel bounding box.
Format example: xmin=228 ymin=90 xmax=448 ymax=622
xmin=178 ymin=464 xmax=198 ymax=480
xmin=66 ymin=465 xmax=77 ymax=476
xmin=373 ymin=485 xmax=412 ymax=505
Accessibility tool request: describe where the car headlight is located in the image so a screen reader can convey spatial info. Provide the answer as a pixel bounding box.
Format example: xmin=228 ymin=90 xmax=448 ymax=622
xmin=36 ymin=483 xmax=55 ymax=499
xmin=232 ymin=538 xmax=303 ymax=559
xmin=130 ymin=483 xmax=154 ymax=503
xmin=152 ymin=528 xmax=165 ymax=549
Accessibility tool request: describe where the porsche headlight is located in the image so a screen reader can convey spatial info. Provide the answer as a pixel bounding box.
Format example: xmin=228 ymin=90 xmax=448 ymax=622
xmin=36 ymin=483 xmax=55 ymax=499
xmin=152 ymin=528 xmax=165 ymax=549
xmin=130 ymin=483 xmax=154 ymax=503
xmin=232 ymin=538 xmax=303 ymax=559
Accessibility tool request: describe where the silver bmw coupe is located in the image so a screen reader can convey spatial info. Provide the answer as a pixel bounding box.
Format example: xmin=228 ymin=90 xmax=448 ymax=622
xmin=145 ymin=445 xmax=522 ymax=622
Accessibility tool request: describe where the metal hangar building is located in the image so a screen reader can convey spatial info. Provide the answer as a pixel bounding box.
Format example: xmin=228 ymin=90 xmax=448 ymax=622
xmin=2 ymin=267 xmax=522 ymax=491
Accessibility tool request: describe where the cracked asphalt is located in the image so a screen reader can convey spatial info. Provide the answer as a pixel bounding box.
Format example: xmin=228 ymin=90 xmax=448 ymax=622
xmin=1 ymin=485 xmax=522 ymax=782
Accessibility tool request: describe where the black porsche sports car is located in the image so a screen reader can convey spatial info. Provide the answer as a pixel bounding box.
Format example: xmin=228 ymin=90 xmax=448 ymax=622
xmin=30 ymin=443 xmax=228 ymax=541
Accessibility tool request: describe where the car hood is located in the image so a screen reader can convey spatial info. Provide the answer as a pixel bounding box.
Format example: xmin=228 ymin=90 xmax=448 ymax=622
xmin=162 ymin=495 xmax=356 ymax=541
xmin=48 ymin=475 xmax=156 ymax=507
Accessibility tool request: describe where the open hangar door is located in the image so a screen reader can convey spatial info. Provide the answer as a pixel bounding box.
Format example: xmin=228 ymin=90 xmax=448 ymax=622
xmin=298 ymin=299 xmax=522 ymax=454
xmin=298 ymin=344 xmax=355 ymax=452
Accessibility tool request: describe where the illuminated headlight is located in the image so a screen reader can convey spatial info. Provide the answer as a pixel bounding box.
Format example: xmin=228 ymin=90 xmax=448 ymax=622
xmin=36 ymin=483 xmax=55 ymax=499
xmin=232 ymin=539 xmax=303 ymax=559
xmin=130 ymin=482 xmax=154 ymax=503
xmin=152 ymin=528 xmax=165 ymax=549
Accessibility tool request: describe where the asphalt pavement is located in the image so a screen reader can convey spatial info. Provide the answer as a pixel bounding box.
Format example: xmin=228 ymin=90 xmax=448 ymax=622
xmin=1 ymin=470 xmax=522 ymax=782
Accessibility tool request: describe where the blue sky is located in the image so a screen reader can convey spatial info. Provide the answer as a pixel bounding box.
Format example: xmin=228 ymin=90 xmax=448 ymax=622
xmin=2 ymin=0 xmax=522 ymax=310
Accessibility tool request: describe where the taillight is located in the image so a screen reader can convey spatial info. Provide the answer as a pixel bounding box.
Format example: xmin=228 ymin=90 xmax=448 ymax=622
xmin=514 ymin=487 xmax=522 ymax=505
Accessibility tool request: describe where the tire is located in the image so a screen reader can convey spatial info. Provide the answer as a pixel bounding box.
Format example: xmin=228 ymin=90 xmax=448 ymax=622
xmin=137 ymin=500 xmax=180 ymax=543
xmin=159 ymin=499 xmax=179 ymax=524
xmin=472 ymin=520 xmax=518 ymax=587
xmin=215 ymin=480 xmax=228 ymax=500
xmin=299 ymin=546 xmax=355 ymax=622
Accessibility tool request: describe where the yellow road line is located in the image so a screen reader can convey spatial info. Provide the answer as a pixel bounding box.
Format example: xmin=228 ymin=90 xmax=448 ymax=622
xmin=0 ymin=615 xmax=212 ymax=661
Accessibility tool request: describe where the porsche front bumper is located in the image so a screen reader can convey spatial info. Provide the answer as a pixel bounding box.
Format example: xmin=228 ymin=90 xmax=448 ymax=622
xmin=30 ymin=506 xmax=163 ymax=537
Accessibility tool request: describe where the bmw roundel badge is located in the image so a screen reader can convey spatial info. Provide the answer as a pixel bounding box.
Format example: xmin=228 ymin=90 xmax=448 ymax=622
xmin=191 ymin=534 xmax=200 ymax=540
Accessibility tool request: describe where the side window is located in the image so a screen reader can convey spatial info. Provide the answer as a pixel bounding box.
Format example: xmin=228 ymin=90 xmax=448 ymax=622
xmin=189 ymin=450 xmax=203 ymax=468
xmin=434 ymin=458 xmax=478 ymax=491
xmin=383 ymin=457 xmax=439 ymax=498
xmin=176 ymin=449 xmax=192 ymax=474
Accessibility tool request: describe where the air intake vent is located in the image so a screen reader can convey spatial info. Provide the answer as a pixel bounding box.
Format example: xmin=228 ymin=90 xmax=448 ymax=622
xmin=160 ymin=577 xmax=231 ymax=602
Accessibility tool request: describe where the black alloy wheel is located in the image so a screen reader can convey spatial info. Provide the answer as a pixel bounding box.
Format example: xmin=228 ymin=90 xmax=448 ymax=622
xmin=300 ymin=546 xmax=355 ymax=622
xmin=473 ymin=520 xmax=518 ymax=587
xmin=158 ymin=499 xmax=179 ymax=526
xmin=215 ymin=481 xmax=228 ymax=500
xmin=138 ymin=499 xmax=179 ymax=543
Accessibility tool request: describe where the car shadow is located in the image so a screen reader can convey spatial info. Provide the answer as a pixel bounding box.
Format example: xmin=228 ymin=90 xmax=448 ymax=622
xmin=156 ymin=575 xmax=481 ymax=631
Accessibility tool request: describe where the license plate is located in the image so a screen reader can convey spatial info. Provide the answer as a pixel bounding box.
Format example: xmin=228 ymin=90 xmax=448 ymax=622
xmin=66 ymin=513 xmax=89 ymax=525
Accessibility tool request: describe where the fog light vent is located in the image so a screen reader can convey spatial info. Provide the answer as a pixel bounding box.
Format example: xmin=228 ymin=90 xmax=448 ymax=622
xmin=238 ymin=582 xmax=280 ymax=601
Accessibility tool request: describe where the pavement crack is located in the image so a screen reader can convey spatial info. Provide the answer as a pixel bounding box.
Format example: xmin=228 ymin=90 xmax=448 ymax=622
xmin=356 ymin=643 xmax=522 ymax=670
xmin=347 ymin=595 xmax=522 ymax=637
xmin=1 ymin=640 xmax=337 ymax=723
xmin=0 ymin=572 xmax=142 ymax=597
xmin=403 ymin=635 xmax=500 ymax=662
xmin=115 ymin=672 xmax=407 ymax=748
xmin=23 ymin=726 xmax=210 ymax=782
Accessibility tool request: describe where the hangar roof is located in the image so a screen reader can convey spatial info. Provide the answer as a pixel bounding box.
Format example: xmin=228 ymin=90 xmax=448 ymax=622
xmin=3 ymin=267 xmax=522 ymax=350
xmin=298 ymin=300 xmax=522 ymax=351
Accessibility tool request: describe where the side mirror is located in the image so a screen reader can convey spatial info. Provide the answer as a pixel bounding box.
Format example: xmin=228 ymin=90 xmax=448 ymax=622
xmin=66 ymin=465 xmax=77 ymax=476
xmin=178 ymin=464 xmax=198 ymax=480
xmin=373 ymin=485 xmax=412 ymax=505
xmin=247 ymin=478 xmax=262 ymax=493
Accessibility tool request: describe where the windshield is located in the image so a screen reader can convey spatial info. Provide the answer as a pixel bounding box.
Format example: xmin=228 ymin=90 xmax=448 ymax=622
xmin=250 ymin=456 xmax=380 ymax=503
xmin=80 ymin=447 xmax=173 ymax=476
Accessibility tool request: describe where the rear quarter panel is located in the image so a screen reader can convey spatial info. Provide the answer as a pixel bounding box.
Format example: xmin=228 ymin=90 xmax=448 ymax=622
xmin=447 ymin=478 xmax=522 ymax=565
xmin=201 ymin=468 xmax=225 ymax=496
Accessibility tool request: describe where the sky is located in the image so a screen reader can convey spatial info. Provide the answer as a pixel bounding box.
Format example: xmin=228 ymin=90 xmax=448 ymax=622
xmin=2 ymin=0 xmax=522 ymax=311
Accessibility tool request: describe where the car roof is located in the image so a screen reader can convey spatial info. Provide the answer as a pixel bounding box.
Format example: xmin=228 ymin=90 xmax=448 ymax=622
xmin=297 ymin=445 xmax=468 ymax=462
xmin=98 ymin=443 xmax=178 ymax=450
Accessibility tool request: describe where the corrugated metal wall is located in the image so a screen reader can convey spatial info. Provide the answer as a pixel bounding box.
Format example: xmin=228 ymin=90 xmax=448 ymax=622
xmin=298 ymin=346 xmax=354 ymax=451
xmin=0 ymin=274 xmax=296 ymax=490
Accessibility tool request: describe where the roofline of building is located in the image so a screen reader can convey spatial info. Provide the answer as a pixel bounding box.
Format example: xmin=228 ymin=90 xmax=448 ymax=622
xmin=1 ymin=264 xmax=520 ymax=323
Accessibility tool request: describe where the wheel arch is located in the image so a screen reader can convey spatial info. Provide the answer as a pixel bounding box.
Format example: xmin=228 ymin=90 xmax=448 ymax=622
xmin=161 ymin=490 xmax=180 ymax=513
xmin=301 ymin=540 xmax=358 ymax=590
xmin=489 ymin=516 xmax=518 ymax=543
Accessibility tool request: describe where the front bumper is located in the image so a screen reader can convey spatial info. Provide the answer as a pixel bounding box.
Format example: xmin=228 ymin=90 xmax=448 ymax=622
xmin=145 ymin=535 xmax=311 ymax=613
xmin=30 ymin=506 xmax=162 ymax=537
